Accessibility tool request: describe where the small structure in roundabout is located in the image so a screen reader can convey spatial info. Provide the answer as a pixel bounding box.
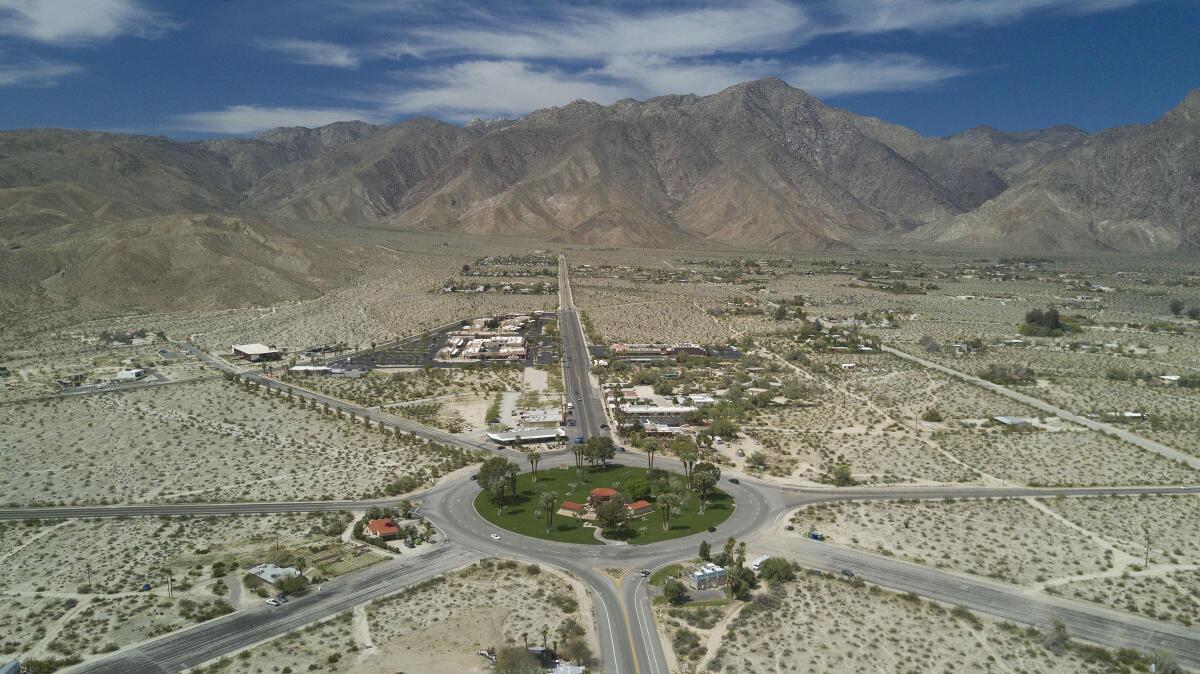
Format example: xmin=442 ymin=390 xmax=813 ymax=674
xmin=556 ymin=487 xmax=654 ymax=521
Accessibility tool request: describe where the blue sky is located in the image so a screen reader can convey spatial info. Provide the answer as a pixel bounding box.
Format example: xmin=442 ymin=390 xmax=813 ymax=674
xmin=1 ymin=0 xmax=1197 ymax=138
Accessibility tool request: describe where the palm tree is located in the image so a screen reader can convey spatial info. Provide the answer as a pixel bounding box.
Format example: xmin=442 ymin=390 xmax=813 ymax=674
xmin=540 ymin=491 xmax=559 ymax=533
xmin=527 ymin=452 xmax=541 ymax=483
xmin=541 ymin=626 xmax=549 ymax=648
xmin=676 ymin=446 xmax=698 ymax=486
xmin=572 ymin=446 xmax=586 ymax=480
xmin=644 ymin=438 xmax=658 ymax=471
xmin=656 ymin=492 xmax=681 ymax=532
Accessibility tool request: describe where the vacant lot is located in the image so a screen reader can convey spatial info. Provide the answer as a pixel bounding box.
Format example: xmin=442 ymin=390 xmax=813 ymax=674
xmin=222 ymin=559 xmax=596 ymax=674
xmin=793 ymin=499 xmax=1113 ymax=584
xmin=0 ymin=512 xmax=353 ymax=666
xmin=0 ymin=378 xmax=478 ymax=505
xmin=676 ymin=572 xmax=1138 ymax=673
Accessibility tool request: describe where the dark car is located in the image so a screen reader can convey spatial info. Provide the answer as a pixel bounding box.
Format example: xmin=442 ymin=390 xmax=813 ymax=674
xmin=599 ymin=423 xmax=609 ymax=430
xmin=640 ymin=569 xmax=651 ymax=577
xmin=568 ymin=419 xmax=576 ymax=426
xmin=707 ymin=526 xmax=717 ymax=533
xmin=839 ymin=569 xmax=856 ymax=578
xmin=469 ymin=474 xmax=478 ymax=481
xmin=575 ymin=436 xmax=584 ymax=444
xmin=728 ymin=478 xmax=739 ymax=484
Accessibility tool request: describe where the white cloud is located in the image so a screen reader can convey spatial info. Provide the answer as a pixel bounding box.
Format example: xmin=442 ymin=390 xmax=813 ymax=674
xmin=171 ymin=105 xmax=381 ymax=135
xmin=783 ymin=54 xmax=966 ymax=96
xmin=0 ymin=0 xmax=174 ymax=44
xmin=824 ymin=0 xmax=1148 ymax=35
xmin=411 ymin=0 xmax=811 ymax=60
xmin=257 ymin=38 xmax=361 ymax=69
xmin=379 ymin=60 xmax=630 ymax=121
xmin=0 ymin=52 xmax=80 ymax=86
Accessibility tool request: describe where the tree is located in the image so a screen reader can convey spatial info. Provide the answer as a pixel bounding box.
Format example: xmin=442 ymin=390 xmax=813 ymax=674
xmin=644 ymin=437 xmax=658 ymax=471
xmin=757 ymin=557 xmax=795 ymax=584
xmin=831 ymin=463 xmax=855 ymax=486
xmin=277 ymin=574 xmax=308 ymax=596
xmin=571 ymin=445 xmax=586 ymax=479
xmin=585 ymin=436 xmax=615 ymax=466
xmin=673 ymin=437 xmax=698 ymax=485
xmin=623 ymin=476 xmax=652 ymax=501
xmin=698 ymin=540 xmax=711 ymax=561
xmin=560 ymin=637 xmax=592 ymax=665
xmin=493 ymin=646 xmax=541 ymax=674
xmin=728 ymin=566 xmax=755 ymax=600
xmin=656 ymin=492 xmax=681 ymax=532
xmin=709 ymin=417 xmax=739 ymax=439
xmin=595 ymin=494 xmax=629 ymax=533
xmin=1189 ymin=306 xmax=1200 ymax=321
xmin=539 ymin=491 xmax=559 ymax=533
xmin=1169 ymin=298 xmax=1185 ymax=316
xmin=478 ymin=457 xmax=520 ymax=514
xmin=527 ymin=452 xmax=541 ymax=483
xmin=663 ymin=577 xmax=688 ymax=605
xmin=692 ymin=462 xmax=721 ymax=506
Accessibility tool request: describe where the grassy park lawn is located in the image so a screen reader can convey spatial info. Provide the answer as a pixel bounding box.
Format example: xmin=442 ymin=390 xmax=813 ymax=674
xmin=473 ymin=465 xmax=734 ymax=545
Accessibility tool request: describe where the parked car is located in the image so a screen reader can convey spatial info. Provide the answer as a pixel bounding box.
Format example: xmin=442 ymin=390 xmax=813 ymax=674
xmin=839 ymin=569 xmax=855 ymax=578
xmin=266 ymin=598 xmax=281 ymax=607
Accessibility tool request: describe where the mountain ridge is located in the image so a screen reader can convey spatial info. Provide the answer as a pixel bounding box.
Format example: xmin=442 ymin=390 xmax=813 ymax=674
xmin=2 ymin=78 xmax=1198 ymax=254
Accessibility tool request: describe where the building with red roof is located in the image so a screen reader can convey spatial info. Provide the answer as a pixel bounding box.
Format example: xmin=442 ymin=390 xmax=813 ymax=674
xmin=588 ymin=487 xmax=619 ymax=506
xmin=626 ymin=500 xmax=653 ymax=517
xmin=365 ymin=518 xmax=400 ymax=540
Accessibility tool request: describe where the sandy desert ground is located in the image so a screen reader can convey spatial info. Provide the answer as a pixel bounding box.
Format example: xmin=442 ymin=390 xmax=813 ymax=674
xmin=209 ymin=558 xmax=597 ymax=674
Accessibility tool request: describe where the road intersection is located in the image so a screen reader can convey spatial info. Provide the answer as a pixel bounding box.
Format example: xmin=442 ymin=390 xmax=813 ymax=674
xmin=14 ymin=255 xmax=1198 ymax=673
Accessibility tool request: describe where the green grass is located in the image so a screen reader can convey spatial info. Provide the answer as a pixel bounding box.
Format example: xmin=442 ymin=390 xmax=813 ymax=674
xmin=474 ymin=465 xmax=734 ymax=545
xmin=650 ymin=564 xmax=683 ymax=586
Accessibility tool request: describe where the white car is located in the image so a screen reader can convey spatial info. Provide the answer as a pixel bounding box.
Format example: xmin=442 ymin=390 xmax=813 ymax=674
xmin=490 ymin=533 xmax=501 ymax=541
xmin=266 ymin=598 xmax=281 ymax=607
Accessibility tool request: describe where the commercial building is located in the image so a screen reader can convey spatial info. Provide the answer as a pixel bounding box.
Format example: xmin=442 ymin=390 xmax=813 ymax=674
xmin=683 ymin=563 xmax=727 ymax=590
xmin=232 ymin=343 xmax=281 ymax=362
xmin=609 ymin=343 xmax=708 ymax=362
xmin=485 ymin=428 xmax=566 ymax=445
xmin=619 ymin=404 xmax=699 ymax=417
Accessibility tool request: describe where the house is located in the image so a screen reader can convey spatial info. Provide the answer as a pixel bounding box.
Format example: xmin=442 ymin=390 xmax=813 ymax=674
xmin=232 ymin=343 xmax=281 ymax=362
xmin=248 ymin=563 xmax=299 ymax=587
xmin=683 ymin=563 xmax=726 ymax=590
xmin=626 ymin=500 xmax=652 ymax=517
xmin=114 ymin=368 xmax=146 ymax=381
xmin=365 ymin=518 xmax=400 ymax=541
xmin=557 ymin=501 xmax=585 ymax=518
xmin=588 ymin=487 xmax=619 ymax=506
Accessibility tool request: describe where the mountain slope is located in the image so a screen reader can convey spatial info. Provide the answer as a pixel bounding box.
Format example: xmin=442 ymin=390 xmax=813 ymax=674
xmin=912 ymin=91 xmax=1200 ymax=252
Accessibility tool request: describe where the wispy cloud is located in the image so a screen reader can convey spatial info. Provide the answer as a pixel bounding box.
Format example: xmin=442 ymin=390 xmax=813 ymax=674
xmin=379 ymin=60 xmax=630 ymax=121
xmin=783 ymin=53 xmax=966 ymax=96
xmin=824 ymin=0 xmax=1148 ymax=35
xmin=257 ymin=38 xmax=361 ymax=69
xmin=0 ymin=52 xmax=81 ymax=86
xmin=0 ymin=0 xmax=175 ymax=44
xmin=410 ymin=0 xmax=812 ymax=60
xmin=171 ymin=105 xmax=381 ymax=135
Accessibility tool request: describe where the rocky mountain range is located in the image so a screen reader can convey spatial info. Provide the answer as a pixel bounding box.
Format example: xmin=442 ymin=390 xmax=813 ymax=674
xmin=2 ymin=78 xmax=1198 ymax=256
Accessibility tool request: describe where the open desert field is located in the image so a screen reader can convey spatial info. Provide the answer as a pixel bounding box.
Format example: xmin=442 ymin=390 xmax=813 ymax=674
xmin=0 ymin=377 xmax=480 ymax=506
xmin=660 ymin=568 xmax=1146 ymax=673
xmin=790 ymin=494 xmax=1199 ymax=627
xmin=210 ymin=558 xmax=597 ymax=674
xmin=0 ymin=511 xmax=361 ymax=666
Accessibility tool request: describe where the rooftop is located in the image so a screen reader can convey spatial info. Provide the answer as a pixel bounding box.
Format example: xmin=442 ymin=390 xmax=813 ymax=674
xmin=366 ymin=518 xmax=399 ymax=536
xmin=232 ymin=343 xmax=277 ymax=355
xmin=590 ymin=487 xmax=618 ymax=497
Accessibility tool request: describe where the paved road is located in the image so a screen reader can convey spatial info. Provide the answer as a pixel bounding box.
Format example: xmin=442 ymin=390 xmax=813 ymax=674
xmin=37 ymin=260 xmax=1200 ymax=673
xmin=78 ymin=544 xmax=482 ymax=673
xmin=882 ymin=344 xmax=1200 ymax=470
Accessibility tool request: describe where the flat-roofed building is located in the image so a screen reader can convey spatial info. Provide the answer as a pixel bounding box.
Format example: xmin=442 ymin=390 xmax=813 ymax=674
xmin=232 ymin=343 xmax=280 ymax=362
xmin=485 ymin=428 xmax=566 ymax=445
